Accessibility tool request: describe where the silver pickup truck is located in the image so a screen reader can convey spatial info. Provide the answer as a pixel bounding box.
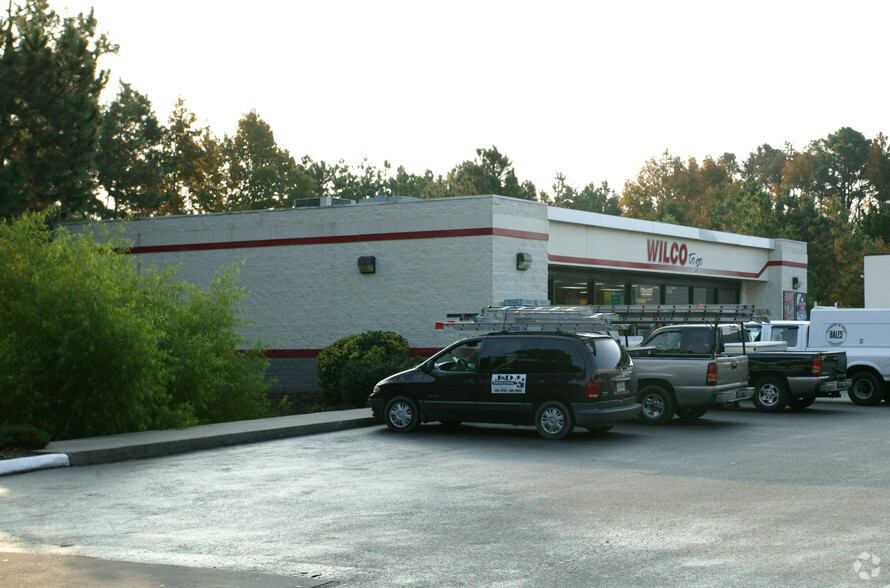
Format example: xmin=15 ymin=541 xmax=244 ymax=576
xmin=626 ymin=340 xmax=754 ymax=425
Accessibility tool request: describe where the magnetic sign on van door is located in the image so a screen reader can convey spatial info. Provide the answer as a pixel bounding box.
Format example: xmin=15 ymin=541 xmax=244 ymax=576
xmin=491 ymin=374 xmax=526 ymax=394
xmin=826 ymin=323 xmax=847 ymax=346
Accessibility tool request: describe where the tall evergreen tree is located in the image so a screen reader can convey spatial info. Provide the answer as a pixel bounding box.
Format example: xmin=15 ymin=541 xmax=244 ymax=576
xmin=0 ymin=0 xmax=116 ymax=220
xmin=96 ymin=82 xmax=167 ymax=217
xmin=222 ymin=110 xmax=314 ymax=210
xmin=163 ymin=98 xmax=225 ymax=214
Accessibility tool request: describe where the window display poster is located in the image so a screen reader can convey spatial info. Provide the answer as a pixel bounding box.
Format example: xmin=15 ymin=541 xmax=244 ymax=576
xmin=795 ymin=292 xmax=807 ymax=320
xmin=784 ymin=291 xmax=808 ymax=320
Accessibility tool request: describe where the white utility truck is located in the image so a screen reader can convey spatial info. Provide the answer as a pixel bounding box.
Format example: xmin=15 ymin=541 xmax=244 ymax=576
xmin=746 ymin=306 xmax=890 ymax=405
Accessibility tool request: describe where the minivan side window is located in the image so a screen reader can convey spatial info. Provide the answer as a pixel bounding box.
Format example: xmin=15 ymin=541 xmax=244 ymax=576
xmin=530 ymin=339 xmax=586 ymax=374
xmin=478 ymin=337 xmax=539 ymax=373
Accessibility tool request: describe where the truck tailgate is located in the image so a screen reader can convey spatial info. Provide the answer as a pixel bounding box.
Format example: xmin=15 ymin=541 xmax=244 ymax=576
xmin=715 ymin=355 xmax=749 ymax=387
xmin=820 ymin=350 xmax=847 ymax=377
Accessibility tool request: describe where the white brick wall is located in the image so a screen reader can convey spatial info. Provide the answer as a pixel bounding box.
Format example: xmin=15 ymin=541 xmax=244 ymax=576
xmin=80 ymin=196 xmax=549 ymax=392
xmin=71 ymin=195 xmax=802 ymax=392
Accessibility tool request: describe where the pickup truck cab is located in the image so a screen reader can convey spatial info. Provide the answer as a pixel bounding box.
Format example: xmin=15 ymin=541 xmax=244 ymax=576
xmin=627 ymin=327 xmax=754 ymax=424
xmin=747 ymin=306 xmax=890 ymax=405
xmin=642 ymin=323 xmax=849 ymax=412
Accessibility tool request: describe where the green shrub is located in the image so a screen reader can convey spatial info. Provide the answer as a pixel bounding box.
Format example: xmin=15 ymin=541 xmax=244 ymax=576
xmin=0 ymin=424 xmax=51 ymax=450
xmin=0 ymin=213 xmax=169 ymax=439
xmin=317 ymin=331 xmax=411 ymax=405
xmin=337 ymin=355 xmax=421 ymax=407
xmin=145 ymin=265 xmax=272 ymax=427
xmin=0 ymin=211 xmax=272 ymax=440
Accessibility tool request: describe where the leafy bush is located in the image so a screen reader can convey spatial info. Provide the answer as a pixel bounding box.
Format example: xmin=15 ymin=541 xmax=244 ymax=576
xmin=0 ymin=211 xmax=272 ymax=440
xmin=0 ymin=424 xmax=51 ymax=450
xmin=317 ymin=331 xmax=411 ymax=406
xmin=337 ymin=355 xmax=421 ymax=407
xmin=146 ymin=266 xmax=272 ymax=427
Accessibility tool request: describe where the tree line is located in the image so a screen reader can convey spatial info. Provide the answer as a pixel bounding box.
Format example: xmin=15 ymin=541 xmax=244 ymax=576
xmin=3 ymin=0 xmax=888 ymax=307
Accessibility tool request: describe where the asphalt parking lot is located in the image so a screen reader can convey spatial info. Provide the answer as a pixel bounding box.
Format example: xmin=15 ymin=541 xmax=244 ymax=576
xmin=2 ymin=399 xmax=890 ymax=587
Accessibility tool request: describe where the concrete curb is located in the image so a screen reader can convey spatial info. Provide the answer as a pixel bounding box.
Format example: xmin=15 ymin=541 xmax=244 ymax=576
xmin=1 ymin=408 xmax=379 ymax=473
xmin=0 ymin=453 xmax=69 ymax=476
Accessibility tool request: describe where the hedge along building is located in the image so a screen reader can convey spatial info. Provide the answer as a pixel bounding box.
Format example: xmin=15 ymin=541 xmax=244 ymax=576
xmin=94 ymin=194 xmax=807 ymax=393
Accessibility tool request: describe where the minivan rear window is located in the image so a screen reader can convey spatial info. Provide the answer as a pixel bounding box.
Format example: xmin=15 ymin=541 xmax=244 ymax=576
xmin=584 ymin=337 xmax=628 ymax=370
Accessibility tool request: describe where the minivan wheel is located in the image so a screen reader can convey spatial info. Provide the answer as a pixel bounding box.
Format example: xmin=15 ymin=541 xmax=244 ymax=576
xmin=848 ymin=373 xmax=883 ymax=406
xmin=535 ymin=401 xmax=574 ymax=440
xmin=384 ymin=396 xmax=420 ymax=432
xmin=638 ymin=385 xmax=675 ymax=425
xmin=752 ymin=377 xmax=788 ymax=412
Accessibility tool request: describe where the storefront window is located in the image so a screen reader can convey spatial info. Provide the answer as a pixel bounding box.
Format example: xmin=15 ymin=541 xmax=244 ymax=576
xmin=594 ymin=282 xmax=627 ymax=305
xmin=717 ymin=288 xmax=739 ymax=304
xmin=665 ymin=285 xmax=690 ymax=304
xmin=552 ymin=279 xmax=588 ymax=304
xmin=632 ymin=284 xmax=660 ymax=304
xmin=692 ymin=287 xmax=713 ymax=304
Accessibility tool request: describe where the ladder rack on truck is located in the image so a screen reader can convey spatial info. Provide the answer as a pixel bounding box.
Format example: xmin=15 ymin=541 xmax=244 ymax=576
xmin=436 ymin=304 xmax=768 ymax=334
xmin=580 ymin=304 xmax=768 ymax=324
xmin=435 ymin=305 xmax=620 ymax=335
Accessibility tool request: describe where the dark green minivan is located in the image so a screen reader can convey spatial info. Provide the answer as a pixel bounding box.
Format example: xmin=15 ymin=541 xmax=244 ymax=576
xmin=369 ymin=331 xmax=640 ymax=440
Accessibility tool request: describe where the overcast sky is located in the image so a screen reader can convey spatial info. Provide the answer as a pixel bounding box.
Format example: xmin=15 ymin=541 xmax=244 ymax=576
xmin=50 ymin=0 xmax=890 ymax=195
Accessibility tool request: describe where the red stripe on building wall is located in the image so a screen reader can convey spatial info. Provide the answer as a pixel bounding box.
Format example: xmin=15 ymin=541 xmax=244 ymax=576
xmin=124 ymin=227 xmax=548 ymax=255
xmin=548 ymin=254 xmax=807 ymax=279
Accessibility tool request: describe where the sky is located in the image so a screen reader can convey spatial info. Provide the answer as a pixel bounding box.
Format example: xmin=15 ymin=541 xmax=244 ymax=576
xmin=48 ymin=0 xmax=890 ymax=195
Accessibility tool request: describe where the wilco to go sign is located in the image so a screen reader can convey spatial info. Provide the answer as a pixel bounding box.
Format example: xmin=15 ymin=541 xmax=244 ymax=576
xmin=646 ymin=239 xmax=704 ymax=270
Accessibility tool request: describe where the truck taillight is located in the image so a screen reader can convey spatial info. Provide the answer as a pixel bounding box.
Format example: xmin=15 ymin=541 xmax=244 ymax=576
xmin=707 ymin=362 xmax=718 ymax=386
xmin=812 ymin=355 xmax=822 ymax=376
xmin=587 ymin=377 xmax=601 ymax=399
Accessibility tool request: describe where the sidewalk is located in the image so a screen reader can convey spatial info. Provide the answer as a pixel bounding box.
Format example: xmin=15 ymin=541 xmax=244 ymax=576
xmin=0 ymin=407 xmax=378 ymax=475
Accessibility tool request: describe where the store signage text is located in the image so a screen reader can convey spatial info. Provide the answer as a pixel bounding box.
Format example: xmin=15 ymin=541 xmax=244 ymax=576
xmin=647 ymin=239 xmax=704 ymax=271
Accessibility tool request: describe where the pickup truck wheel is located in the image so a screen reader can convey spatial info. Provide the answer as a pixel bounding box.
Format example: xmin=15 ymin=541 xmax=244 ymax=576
xmin=384 ymin=396 xmax=420 ymax=432
xmin=677 ymin=407 xmax=708 ymax=420
xmin=638 ymin=385 xmax=675 ymax=425
xmin=535 ymin=401 xmax=574 ymax=440
xmin=787 ymin=395 xmax=816 ymax=410
xmin=752 ymin=377 xmax=788 ymax=412
xmin=848 ymin=373 xmax=883 ymax=406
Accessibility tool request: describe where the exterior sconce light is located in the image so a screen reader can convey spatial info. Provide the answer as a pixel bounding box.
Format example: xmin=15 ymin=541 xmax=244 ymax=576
xmin=516 ymin=252 xmax=532 ymax=271
xmin=357 ymin=255 xmax=376 ymax=274
xmin=792 ymin=277 xmax=800 ymax=289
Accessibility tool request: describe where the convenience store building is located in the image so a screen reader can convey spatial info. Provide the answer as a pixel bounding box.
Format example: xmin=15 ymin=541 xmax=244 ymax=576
xmin=103 ymin=194 xmax=808 ymax=392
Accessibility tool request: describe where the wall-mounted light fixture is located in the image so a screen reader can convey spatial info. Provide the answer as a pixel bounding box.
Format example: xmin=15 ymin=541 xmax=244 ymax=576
xmin=516 ymin=252 xmax=532 ymax=271
xmin=357 ymin=255 xmax=376 ymax=274
xmin=792 ymin=277 xmax=800 ymax=289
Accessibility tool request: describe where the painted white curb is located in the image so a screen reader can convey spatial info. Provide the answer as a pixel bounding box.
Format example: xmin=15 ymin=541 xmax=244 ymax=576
xmin=0 ymin=454 xmax=69 ymax=476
